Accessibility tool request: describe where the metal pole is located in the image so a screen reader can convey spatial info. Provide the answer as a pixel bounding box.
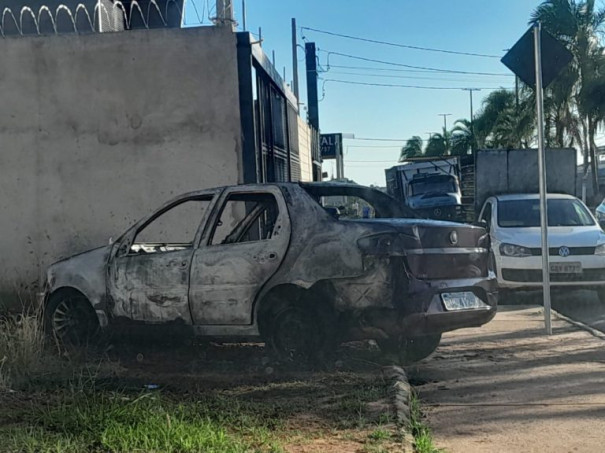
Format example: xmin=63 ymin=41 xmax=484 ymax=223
xmin=438 ymin=113 xmax=451 ymax=131
xmin=241 ymin=0 xmax=246 ymax=30
xmin=305 ymin=42 xmax=320 ymax=131
xmin=534 ymin=23 xmax=552 ymax=335
xmin=291 ymin=18 xmax=300 ymax=102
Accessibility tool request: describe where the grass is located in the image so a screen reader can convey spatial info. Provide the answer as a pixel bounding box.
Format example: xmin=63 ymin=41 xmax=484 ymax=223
xmin=0 ymin=311 xmax=45 ymax=390
xmin=2 ymin=391 xmax=283 ymax=452
xmin=409 ymin=392 xmax=442 ymax=453
xmin=0 ymin=307 xmax=402 ymax=452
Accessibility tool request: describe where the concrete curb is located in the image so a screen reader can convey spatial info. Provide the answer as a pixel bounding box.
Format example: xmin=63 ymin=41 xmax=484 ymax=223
xmin=552 ymin=308 xmax=605 ymax=341
xmin=382 ymin=365 xmax=415 ymax=450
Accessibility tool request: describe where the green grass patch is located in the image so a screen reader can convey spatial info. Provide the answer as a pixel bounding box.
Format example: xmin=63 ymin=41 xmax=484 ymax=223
xmin=409 ymin=392 xmax=442 ymax=453
xmin=2 ymin=391 xmax=285 ymax=453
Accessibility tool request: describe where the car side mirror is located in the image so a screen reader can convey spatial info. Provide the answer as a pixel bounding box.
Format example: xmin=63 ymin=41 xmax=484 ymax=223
xmin=599 ymin=220 xmax=605 ymax=231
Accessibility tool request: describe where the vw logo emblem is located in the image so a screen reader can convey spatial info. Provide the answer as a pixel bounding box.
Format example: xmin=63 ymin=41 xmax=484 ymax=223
xmin=559 ymin=246 xmax=570 ymax=257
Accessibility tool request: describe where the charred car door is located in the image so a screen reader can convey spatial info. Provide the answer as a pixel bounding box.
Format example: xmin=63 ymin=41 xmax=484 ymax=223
xmin=189 ymin=187 xmax=291 ymax=325
xmin=107 ymin=195 xmax=214 ymax=323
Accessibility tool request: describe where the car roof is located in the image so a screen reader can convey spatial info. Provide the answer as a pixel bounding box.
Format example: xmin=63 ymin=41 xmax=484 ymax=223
xmin=494 ymin=193 xmax=578 ymax=201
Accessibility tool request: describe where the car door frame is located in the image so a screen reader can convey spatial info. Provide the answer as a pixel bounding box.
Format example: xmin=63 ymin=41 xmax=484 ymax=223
xmin=106 ymin=188 xmax=223 ymax=322
xmin=188 ymin=184 xmax=292 ymax=326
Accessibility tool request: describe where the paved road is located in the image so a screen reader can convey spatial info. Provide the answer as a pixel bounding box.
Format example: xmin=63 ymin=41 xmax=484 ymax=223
xmin=504 ymin=289 xmax=605 ymax=333
xmin=410 ymin=306 xmax=605 ymax=453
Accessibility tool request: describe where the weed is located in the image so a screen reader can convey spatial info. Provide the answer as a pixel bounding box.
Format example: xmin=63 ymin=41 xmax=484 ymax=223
xmin=409 ymin=392 xmax=442 ymax=453
xmin=0 ymin=312 xmax=44 ymax=389
xmin=367 ymin=428 xmax=391 ymax=441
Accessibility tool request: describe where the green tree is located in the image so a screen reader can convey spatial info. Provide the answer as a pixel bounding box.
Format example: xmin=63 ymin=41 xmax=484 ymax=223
xmin=450 ymin=119 xmax=476 ymax=156
xmin=472 ymin=88 xmax=536 ymax=149
xmin=531 ymin=0 xmax=605 ymax=194
xmin=424 ymin=129 xmax=450 ymax=156
xmin=399 ymin=136 xmax=423 ymax=161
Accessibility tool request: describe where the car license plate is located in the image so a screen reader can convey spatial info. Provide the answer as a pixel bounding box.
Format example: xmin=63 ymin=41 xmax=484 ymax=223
xmin=549 ymin=262 xmax=582 ymax=274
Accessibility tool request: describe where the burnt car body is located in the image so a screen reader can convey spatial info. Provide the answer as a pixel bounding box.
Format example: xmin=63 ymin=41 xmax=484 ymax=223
xmin=43 ymin=182 xmax=497 ymax=362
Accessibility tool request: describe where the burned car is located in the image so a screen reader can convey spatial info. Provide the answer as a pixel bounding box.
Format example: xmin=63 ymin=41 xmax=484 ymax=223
xmin=43 ymin=182 xmax=497 ymax=363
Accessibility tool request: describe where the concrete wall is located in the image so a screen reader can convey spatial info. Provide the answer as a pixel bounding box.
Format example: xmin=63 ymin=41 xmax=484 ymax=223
xmin=0 ymin=26 xmax=242 ymax=308
xmin=298 ymin=116 xmax=313 ymax=182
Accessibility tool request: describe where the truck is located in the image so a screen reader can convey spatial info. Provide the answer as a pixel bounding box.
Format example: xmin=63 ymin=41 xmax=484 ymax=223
xmin=385 ymin=157 xmax=463 ymax=220
xmin=387 ymin=149 xmax=577 ymax=223
xmin=472 ymin=148 xmax=577 ymax=217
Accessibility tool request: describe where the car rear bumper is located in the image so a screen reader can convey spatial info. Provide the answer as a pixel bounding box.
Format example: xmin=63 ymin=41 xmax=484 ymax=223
xmin=352 ymin=275 xmax=498 ymax=339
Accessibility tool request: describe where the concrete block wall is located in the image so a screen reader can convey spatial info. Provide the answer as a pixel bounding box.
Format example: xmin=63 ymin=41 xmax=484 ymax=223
xmin=0 ymin=26 xmax=242 ymax=308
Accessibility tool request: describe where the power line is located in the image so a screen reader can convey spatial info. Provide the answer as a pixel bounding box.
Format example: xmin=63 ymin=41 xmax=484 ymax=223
xmin=321 ymin=78 xmax=507 ymax=91
xmin=320 ymin=50 xmax=513 ymax=77
xmin=301 ymin=26 xmax=501 ymax=59
xmin=350 ymin=137 xmax=413 ymax=142
xmin=329 ymin=70 xmax=513 ymax=84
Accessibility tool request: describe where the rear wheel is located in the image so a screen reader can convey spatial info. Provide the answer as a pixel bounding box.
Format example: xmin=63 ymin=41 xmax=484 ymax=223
xmin=378 ymin=334 xmax=441 ymax=365
xmin=44 ymin=290 xmax=99 ymax=348
xmin=263 ymin=297 xmax=337 ymax=365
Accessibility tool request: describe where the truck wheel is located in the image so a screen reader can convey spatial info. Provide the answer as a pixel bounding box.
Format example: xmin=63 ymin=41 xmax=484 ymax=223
xmin=378 ymin=334 xmax=441 ymax=365
xmin=264 ymin=299 xmax=336 ymax=365
xmin=44 ymin=290 xmax=99 ymax=348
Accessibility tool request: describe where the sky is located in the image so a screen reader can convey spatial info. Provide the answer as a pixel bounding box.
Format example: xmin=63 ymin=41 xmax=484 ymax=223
xmin=186 ymin=1 xmax=546 ymax=186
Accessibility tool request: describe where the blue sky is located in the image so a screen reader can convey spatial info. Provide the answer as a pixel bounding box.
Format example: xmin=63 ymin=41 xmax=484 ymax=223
xmin=188 ymin=1 xmax=544 ymax=185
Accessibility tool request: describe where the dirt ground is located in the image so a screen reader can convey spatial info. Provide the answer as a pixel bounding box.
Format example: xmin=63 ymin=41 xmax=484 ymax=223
xmin=409 ymin=305 xmax=605 ymax=453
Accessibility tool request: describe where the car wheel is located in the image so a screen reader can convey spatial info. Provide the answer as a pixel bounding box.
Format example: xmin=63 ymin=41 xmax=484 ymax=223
xmin=378 ymin=334 xmax=441 ymax=365
xmin=265 ymin=300 xmax=336 ymax=365
xmin=44 ymin=290 xmax=99 ymax=348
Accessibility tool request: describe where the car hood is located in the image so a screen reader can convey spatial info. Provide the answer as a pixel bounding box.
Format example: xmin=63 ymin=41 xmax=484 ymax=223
xmin=494 ymin=225 xmax=605 ymax=247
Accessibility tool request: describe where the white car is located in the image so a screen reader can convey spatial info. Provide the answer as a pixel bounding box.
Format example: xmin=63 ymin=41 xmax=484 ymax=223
xmin=478 ymin=193 xmax=605 ymax=301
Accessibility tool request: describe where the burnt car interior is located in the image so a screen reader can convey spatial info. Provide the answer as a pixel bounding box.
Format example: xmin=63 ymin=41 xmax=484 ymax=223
xmin=300 ymin=182 xmax=417 ymax=219
xmin=209 ymin=193 xmax=279 ymax=245
xmin=128 ymin=195 xmax=212 ymax=254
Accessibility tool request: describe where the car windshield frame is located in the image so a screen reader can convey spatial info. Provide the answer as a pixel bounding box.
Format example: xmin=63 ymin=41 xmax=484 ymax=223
xmin=497 ymin=198 xmax=596 ymax=228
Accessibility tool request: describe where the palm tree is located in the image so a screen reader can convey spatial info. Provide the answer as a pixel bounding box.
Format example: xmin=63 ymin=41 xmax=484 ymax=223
xmin=424 ymin=129 xmax=450 ymax=156
xmin=531 ymin=0 xmax=605 ymax=194
xmin=399 ymin=136 xmax=423 ymax=161
xmin=472 ymin=88 xmax=536 ymax=149
xmin=450 ymin=119 xmax=475 ymax=155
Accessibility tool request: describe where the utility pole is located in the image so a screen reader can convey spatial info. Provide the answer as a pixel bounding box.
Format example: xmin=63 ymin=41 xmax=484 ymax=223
xmin=305 ymin=42 xmax=319 ymax=130
xmin=438 ymin=113 xmax=452 ymax=132
xmin=241 ymin=0 xmax=246 ymax=30
xmin=462 ymin=88 xmax=481 ymax=146
xmin=291 ymin=18 xmax=299 ymax=102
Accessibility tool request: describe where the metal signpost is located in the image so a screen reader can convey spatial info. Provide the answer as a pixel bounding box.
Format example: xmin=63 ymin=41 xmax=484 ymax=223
xmin=502 ymin=24 xmax=573 ymax=334
xmin=533 ymin=23 xmax=552 ymax=334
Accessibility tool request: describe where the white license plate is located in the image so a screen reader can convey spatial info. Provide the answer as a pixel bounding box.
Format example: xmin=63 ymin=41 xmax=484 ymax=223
xmin=549 ymin=262 xmax=582 ymax=274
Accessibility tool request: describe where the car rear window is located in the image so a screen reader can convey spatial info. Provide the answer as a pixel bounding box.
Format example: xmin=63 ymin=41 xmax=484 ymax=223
xmin=498 ymin=198 xmax=595 ymax=227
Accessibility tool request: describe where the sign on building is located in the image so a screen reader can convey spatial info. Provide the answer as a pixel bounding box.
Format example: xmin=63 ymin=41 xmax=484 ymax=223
xmin=320 ymin=133 xmax=342 ymax=159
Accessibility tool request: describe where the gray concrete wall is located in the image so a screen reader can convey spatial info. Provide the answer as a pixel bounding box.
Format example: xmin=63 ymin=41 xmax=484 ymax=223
xmin=0 ymin=26 xmax=242 ymax=308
